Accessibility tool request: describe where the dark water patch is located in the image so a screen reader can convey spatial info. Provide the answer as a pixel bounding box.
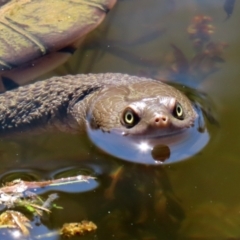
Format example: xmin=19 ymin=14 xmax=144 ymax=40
xmin=0 ymin=169 xmax=41 ymax=183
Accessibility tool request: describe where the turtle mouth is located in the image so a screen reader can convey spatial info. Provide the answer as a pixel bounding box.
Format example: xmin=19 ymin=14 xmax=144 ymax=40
xmin=114 ymin=123 xmax=193 ymax=139
xmin=121 ymin=128 xmax=187 ymax=138
xmin=86 ymin=119 xmax=209 ymax=165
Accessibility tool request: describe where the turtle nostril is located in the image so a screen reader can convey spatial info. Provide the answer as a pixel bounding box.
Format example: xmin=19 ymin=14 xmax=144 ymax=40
xmin=155 ymin=116 xmax=166 ymax=122
xmin=154 ymin=115 xmax=168 ymax=126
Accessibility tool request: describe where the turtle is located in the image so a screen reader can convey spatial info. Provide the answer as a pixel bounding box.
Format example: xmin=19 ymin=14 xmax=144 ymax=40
xmin=0 ymin=0 xmax=117 ymax=91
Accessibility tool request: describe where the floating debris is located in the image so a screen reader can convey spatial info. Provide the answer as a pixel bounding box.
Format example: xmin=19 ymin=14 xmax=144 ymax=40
xmin=0 ymin=174 xmax=95 ymax=236
xmin=60 ymin=221 xmax=97 ymax=238
xmin=0 ymin=210 xmax=31 ymax=236
xmin=0 ymin=175 xmax=95 ymax=193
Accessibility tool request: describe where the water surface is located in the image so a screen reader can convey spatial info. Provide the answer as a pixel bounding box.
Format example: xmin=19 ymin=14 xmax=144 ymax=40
xmin=1 ymin=0 xmax=240 ymax=239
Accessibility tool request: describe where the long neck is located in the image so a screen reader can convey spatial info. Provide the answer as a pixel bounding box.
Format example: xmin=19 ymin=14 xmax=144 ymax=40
xmin=0 ymin=76 xmax=101 ymax=136
xmin=0 ymin=73 xmax=157 ymax=136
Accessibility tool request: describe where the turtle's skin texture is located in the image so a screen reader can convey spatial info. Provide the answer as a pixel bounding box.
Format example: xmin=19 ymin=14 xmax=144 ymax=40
xmin=0 ymin=0 xmax=116 ymax=70
xmin=0 ymin=73 xmax=197 ymax=137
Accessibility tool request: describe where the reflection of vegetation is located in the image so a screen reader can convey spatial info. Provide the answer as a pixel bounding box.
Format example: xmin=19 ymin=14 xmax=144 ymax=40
xmin=152 ymin=15 xmax=228 ymax=87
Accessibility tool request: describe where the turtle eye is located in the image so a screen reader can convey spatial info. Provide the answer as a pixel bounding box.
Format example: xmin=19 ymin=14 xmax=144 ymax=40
xmin=173 ymin=102 xmax=184 ymax=120
xmin=122 ymin=108 xmax=140 ymax=128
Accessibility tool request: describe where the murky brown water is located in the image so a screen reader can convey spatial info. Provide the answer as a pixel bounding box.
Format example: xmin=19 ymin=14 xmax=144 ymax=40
xmin=0 ymin=0 xmax=240 ymax=239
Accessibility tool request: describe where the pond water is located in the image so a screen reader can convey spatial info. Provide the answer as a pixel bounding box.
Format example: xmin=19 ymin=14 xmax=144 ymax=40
xmin=0 ymin=0 xmax=240 ymax=239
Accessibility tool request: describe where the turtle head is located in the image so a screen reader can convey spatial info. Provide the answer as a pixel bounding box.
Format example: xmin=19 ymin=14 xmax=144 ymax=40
xmin=87 ymin=81 xmax=197 ymax=137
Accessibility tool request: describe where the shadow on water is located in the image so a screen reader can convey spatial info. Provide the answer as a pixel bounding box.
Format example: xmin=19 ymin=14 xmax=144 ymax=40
xmin=1 ymin=0 xmax=240 ymax=239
